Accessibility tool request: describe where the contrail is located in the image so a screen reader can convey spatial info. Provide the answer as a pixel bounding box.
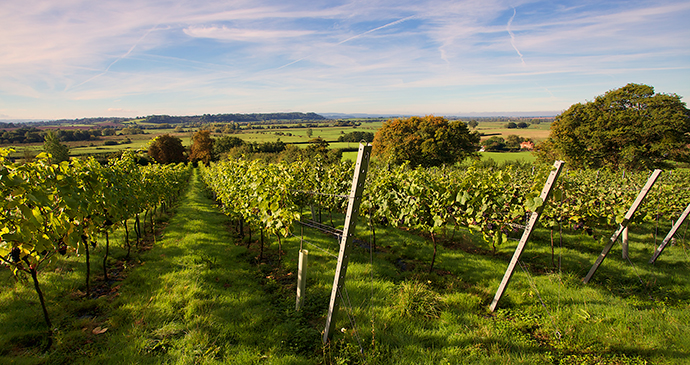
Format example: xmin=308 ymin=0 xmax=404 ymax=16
xmin=72 ymin=24 xmax=160 ymax=89
xmin=336 ymin=15 xmax=415 ymax=45
xmin=277 ymin=15 xmax=415 ymax=70
xmin=507 ymin=8 xmax=525 ymax=65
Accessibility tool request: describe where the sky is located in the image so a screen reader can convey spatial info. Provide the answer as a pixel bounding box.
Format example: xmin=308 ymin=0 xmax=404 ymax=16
xmin=1 ymin=0 xmax=689 ymax=120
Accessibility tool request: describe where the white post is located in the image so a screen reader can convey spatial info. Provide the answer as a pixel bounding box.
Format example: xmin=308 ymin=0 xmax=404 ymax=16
xmin=296 ymin=249 xmax=309 ymax=311
xmin=621 ymin=227 xmax=629 ymax=259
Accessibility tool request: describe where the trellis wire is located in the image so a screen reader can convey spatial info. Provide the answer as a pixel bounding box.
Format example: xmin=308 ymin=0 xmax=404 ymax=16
xmin=338 ymin=286 xmax=366 ymax=359
xmin=292 ymin=209 xmax=370 ymax=355
xmin=291 ymin=189 xmax=349 ymax=199
xmin=517 ymin=260 xmax=562 ymax=339
xmin=624 ymin=255 xmax=654 ymax=301
xmin=289 ymin=231 xmax=338 ymax=258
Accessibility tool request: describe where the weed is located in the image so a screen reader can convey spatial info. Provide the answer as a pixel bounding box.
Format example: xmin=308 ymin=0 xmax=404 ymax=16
xmin=394 ymin=280 xmax=444 ymax=319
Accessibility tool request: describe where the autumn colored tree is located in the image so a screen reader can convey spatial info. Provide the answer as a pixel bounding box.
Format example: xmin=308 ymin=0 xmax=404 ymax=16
xmin=373 ymin=115 xmax=480 ymax=167
xmin=537 ymin=83 xmax=690 ymax=170
xmin=189 ymin=130 xmax=215 ymax=165
xmin=148 ymin=134 xmax=186 ymax=164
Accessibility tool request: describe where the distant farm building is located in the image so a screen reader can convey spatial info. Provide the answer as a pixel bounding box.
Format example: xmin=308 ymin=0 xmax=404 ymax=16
xmin=520 ymin=141 xmax=535 ymax=150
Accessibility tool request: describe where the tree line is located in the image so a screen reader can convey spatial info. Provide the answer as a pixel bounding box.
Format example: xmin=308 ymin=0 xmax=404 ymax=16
xmin=148 ymin=132 xmax=344 ymax=166
xmin=143 ymin=112 xmax=326 ymax=125
xmin=0 ymin=127 xmax=108 ymax=145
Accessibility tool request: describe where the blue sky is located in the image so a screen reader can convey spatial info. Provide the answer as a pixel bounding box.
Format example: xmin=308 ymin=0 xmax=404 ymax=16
xmin=1 ymin=0 xmax=689 ymax=119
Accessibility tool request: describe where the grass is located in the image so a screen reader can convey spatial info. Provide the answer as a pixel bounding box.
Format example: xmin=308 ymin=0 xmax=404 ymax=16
xmin=2 ymin=168 xmax=689 ymax=364
xmin=475 ymin=122 xmax=551 ymax=143
xmin=480 ymin=151 xmax=537 ymax=164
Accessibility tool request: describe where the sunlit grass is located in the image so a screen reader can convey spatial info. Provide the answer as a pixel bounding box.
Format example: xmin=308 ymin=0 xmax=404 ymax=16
xmin=2 ymin=168 xmax=689 ymax=364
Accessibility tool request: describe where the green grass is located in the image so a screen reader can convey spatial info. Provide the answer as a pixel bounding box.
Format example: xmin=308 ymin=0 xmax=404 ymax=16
xmin=475 ymin=121 xmax=551 ymax=143
xmin=480 ymin=151 xmax=537 ymax=164
xmin=2 ymin=169 xmax=689 ymax=364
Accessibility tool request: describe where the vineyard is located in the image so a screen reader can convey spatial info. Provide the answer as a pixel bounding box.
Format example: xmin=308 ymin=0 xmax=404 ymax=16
xmin=1 ymin=145 xmax=690 ymax=364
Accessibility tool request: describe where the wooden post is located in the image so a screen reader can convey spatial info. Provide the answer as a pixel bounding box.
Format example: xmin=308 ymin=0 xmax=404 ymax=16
xmin=323 ymin=143 xmax=372 ymax=343
xmin=489 ymin=160 xmax=564 ymax=312
xmin=295 ymin=249 xmax=308 ymax=311
xmin=621 ymin=227 xmax=629 ymax=259
xmin=649 ymin=203 xmax=690 ymax=263
xmin=583 ymin=169 xmax=662 ymax=283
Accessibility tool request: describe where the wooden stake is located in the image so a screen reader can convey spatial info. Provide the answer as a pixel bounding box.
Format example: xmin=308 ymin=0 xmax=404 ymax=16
xmin=649 ymin=203 xmax=690 ymax=263
xmin=323 ymin=143 xmax=372 ymax=343
xmin=583 ymin=169 xmax=662 ymax=283
xmin=489 ymin=160 xmax=564 ymax=312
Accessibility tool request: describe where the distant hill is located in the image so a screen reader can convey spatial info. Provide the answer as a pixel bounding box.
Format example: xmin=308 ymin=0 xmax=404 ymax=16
xmin=320 ymin=113 xmax=406 ymax=119
xmin=321 ymin=111 xmax=559 ymax=120
xmin=142 ymin=112 xmax=326 ymax=124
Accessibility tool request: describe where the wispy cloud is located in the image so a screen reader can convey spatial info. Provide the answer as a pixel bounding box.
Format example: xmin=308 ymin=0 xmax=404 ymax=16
xmin=276 ymin=15 xmax=416 ymax=69
xmin=0 ymin=0 xmax=688 ymax=118
xmin=184 ymin=26 xmax=314 ymax=41
xmin=72 ymin=24 xmax=163 ymax=89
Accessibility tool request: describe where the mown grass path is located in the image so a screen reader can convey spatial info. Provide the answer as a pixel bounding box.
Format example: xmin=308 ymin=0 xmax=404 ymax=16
xmin=84 ymin=169 xmax=312 ymax=364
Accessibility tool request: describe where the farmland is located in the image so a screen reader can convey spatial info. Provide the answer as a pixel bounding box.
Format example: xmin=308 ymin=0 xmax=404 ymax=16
xmin=0 ymin=115 xmax=547 ymax=163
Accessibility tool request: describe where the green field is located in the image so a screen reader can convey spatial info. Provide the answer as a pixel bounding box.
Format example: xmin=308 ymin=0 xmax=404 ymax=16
xmin=2 ymin=118 xmax=545 ymax=164
xmin=480 ymin=151 xmax=537 ymax=163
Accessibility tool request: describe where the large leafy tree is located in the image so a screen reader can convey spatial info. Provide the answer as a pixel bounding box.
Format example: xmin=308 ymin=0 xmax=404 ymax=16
xmin=148 ymin=134 xmax=186 ymax=164
xmin=373 ymin=115 xmax=480 ymax=167
xmin=214 ymin=135 xmax=245 ymax=156
xmin=537 ymin=83 xmax=690 ymax=170
xmin=189 ymin=130 xmax=215 ymax=165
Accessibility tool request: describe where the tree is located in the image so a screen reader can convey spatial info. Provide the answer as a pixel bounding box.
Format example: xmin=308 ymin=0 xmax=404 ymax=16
xmin=537 ymin=83 xmax=690 ymax=170
xmin=189 ymin=130 xmax=215 ymax=165
xmin=505 ymin=135 xmax=524 ymax=150
xmin=505 ymin=122 xmax=518 ymax=129
xmin=337 ymin=131 xmax=375 ymax=143
xmin=214 ymin=136 xmax=245 ymax=156
xmin=373 ymin=115 xmax=480 ymax=167
xmin=517 ymin=122 xmax=530 ymax=129
xmin=468 ymin=120 xmax=479 ymax=129
xmin=306 ymin=128 xmax=313 ymax=138
xmin=483 ymin=136 xmax=506 ymax=152
xmin=42 ymin=130 xmax=69 ymax=163
xmin=148 ymin=134 xmax=186 ymax=164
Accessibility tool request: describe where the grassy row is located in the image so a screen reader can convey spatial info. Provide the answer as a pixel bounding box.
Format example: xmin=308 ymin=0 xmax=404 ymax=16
xmin=2 ymin=167 xmax=689 ymax=364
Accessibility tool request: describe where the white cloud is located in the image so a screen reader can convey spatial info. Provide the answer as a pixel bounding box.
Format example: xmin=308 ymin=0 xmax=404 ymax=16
xmin=0 ymin=0 xmax=688 ymax=118
xmin=183 ymin=26 xmax=314 ymax=41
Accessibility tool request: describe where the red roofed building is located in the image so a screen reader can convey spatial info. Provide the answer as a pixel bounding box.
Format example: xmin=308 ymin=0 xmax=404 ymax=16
xmin=520 ymin=141 xmax=535 ymax=150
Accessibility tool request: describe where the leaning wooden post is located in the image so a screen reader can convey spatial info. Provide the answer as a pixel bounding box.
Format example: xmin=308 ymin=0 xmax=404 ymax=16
xmin=649 ymin=202 xmax=690 ymax=264
xmin=490 ymin=160 xmax=564 ymax=312
xmin=323 ymin=143 xmax=372 ymax=343
xmin=295 ymin=249 xmax=309 ymax=311
xmin=583 ymin=169 xmax=662 ymax=283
